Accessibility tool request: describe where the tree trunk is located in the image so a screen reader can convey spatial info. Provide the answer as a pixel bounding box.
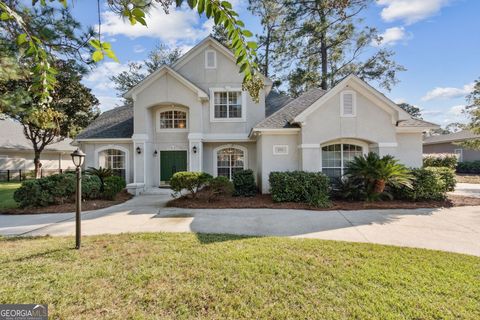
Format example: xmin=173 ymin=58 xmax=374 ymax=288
xmin=34 ymin=150 xmax=41 ymax=179
xmin=319 ymin=7 xmax=328 ymax=90
xmin=264 ymin=26 xmax=271 ymax=77
xmin=373 ymin=179 xmax=386 ymax=194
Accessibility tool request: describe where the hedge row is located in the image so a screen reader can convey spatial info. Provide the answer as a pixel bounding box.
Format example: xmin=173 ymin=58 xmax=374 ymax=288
xmin=457 ymin=161 xmax=480 ymax=174
xmin=13 ymin=173 xmax=126 ymax=208
xmin=423 ymin=154 xmax=458 ymax=169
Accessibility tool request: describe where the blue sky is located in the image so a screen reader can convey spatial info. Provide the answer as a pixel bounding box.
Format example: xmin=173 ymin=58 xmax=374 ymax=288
xmin=72 ymin=0 xmax=479 ymax=127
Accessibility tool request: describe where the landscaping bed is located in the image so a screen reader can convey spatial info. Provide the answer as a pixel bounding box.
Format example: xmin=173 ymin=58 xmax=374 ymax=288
xmin=0 ymin=190 xmax=131 ymax=215
xmin=168 ymin=192 xmax=480 ymax=210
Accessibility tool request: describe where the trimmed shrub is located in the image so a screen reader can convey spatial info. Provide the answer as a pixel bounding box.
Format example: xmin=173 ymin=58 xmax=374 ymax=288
xmin=170 ymin=171 xmax=212 ymax=198
xmin=13 ymin=180 xmax=52 ymax=208
xmin=391 ymin=168 xmax=446 ymax=201
xmin=269 ymin=171 xmax=331 ymax=207
xmin=82 ymin=175 xmax=102 ymax=200
xmin=232 ymin=169 xmax=257 ymax=197
xmin=425 ymin=167 xmax=456 ymax=192
xmin=423 ymin=154 xmax=458 ymax=169
xmin=457 ymin=161 xmax=480 ymax=174
xmin=205 ymin=176 xmax=234 ymax=201
xmin=103 ymin=175 xmax=126 ymax=200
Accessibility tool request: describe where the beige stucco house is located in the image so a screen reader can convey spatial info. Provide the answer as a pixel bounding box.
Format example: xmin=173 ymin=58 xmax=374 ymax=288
xmin=76 ymin=36 xmax=437 ymax=194
xmin=423 ymin=130 xmax=480 ymax=162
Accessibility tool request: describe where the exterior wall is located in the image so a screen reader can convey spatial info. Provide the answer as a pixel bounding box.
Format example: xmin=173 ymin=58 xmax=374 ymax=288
xmin=0 ymin=150 xmax=74 ymax=171
xmin=257 ymin=134 xmax=300 ymax=193
xmin=424 ymin=142 xmax=480 ymax=162
xmin=202 ymin=142 xmax=256 ymax=178
xmin=79 ymin=142 xmax=134 ymax=183
xmin=396 ymin=133 xmax=423 ymax=167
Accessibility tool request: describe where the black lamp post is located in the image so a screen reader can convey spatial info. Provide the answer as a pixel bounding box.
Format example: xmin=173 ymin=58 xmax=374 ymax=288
xmin=70 ymin=148 xmax=85 ymax=249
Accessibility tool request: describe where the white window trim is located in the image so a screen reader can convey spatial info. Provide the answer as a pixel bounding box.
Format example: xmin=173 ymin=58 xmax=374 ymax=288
xmin=273 ymin=145 xmax=289 ymax=155
xmin=209 ymin=88 xmax=247 ymax=123
xmin=212 ymin=144 xmax=248 ymax=178
xmin=95 ymin=145 xmax=130 ymax=183
xmin=156 ymin=107 xmax=189 ymax=132
xmin=321 ymin=142 xmax=366 ymax=176
xmin=340 ymin=90 xmax=357 ymax=117
xmin=205 ymin=50 xmax=217 ymax=69
xmin=454 ymin=148 xmax=464 ymax=162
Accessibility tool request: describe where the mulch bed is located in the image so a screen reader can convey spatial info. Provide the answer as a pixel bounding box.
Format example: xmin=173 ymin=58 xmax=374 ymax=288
xmin=167 ymin=193 xmax=480 ymax=211
xmin=0 ymin=190 xmax=132 ymax=215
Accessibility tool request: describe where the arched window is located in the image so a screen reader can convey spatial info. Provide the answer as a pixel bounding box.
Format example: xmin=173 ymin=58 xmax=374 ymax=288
xmin=216 ymin=147 xmax=246 ymax=179
xmin=321 ymin=144 xmax=363 ymax=178
xmin=159 ymin=110 xmax=187 ymax=129
xmin=99 ymin=149 xmax=126 ymax=180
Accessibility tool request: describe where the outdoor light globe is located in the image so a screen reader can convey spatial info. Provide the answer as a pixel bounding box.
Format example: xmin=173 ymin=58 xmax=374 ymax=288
xmin=71 ymin=148 xmax=86 ymax=168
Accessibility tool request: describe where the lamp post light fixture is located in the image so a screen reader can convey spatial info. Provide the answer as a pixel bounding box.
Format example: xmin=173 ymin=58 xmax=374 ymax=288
xmin=70 ymin=148 xmax=85 ymax=250
xmin=136 ymin=146 xmax=142 ymax=154
xmin=192 ymin=145 xmax=197 ymax=154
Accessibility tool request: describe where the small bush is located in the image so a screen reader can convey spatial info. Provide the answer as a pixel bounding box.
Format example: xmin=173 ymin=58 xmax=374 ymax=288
xmin=423 ymin=154 xmax=458 ymax=169
xmin=205 ymin=176 xmax=234 ymax=201
xmin=82 ymin=175 xmax=102 ymax=200
xmin=103 ymin=176 xmax=126 ymax=200
xmin=13 ymin=180 xmax=51 ymax=208
xmin=232 ymin=169 xmax=257 ymax=197
xmin=457 ymin=161 xmax=480 ymax=174
xmin=330 ymin=177 xmax=366 ymax=201
xmin=170 ymin=172 xmax=212 ymax=198
xmin=391 ymin=168 xmax=446 ymax=201
xmin=425 ymin=167 xmax=456 ymax=192
xmin=269 ymin=171 xmax=331 ymax=207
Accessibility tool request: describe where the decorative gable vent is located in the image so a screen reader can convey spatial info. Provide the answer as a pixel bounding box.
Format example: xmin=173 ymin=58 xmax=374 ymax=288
xmin=341 ymin=91 xmax=356 ymax=117
xmin=205 ymin=50 xmax=217 ymax=69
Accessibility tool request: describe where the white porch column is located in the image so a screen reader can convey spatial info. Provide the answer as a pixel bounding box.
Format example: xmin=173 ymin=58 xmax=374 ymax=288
xmin=188 ymin=133 xmax=203 ymax=172
xmin=132 ymin=134 xmax=148 ymax=184
xmin=298 ymin=144 xmax=321 ymax=172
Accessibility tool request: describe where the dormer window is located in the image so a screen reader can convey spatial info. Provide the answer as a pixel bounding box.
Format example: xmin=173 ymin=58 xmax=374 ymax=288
xmin=205 ymin=50 xmax=216 ymax=69
xmin=341 ymin=91 xmax=356 ymax=117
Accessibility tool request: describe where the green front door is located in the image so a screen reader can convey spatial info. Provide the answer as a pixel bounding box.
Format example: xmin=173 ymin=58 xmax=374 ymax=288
xmin=160 ymin=151 xmax=187 ymax=183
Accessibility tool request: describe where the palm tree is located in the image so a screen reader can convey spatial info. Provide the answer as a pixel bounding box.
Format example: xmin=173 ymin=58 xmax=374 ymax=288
xmin=345 ymin=153 xmax=413 ymax=200
xmin=86 ymin=167 xmax=113 ymax=192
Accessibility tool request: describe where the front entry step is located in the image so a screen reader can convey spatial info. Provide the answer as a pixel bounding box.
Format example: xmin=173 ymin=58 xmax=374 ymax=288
xmin=141 ymin=187 xmax=173 ymax=195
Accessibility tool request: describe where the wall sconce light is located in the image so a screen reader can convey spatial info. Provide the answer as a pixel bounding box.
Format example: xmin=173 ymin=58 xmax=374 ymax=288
xmin=136 ymin=146 xmax=141 ymax=154
xmin=153 ymin=150 xmax=158 ymax=157
xmin=192 ymin=146 xmax=198 ymax=154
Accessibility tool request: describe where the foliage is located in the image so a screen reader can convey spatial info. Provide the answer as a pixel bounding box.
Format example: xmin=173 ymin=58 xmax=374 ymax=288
xmin=269 ymin=0 xmax=404 ymax=96
xmin=103 ymin=175 xmax=126 ymax=200
xmin=13 ymin=174 xmax=77 ymax=207
xmin=461 ymin=78 xmax=480 ymax=149
xmin=397 ymin=103 xmax=422 ymax=119
xmin=269 ymin=171 xmax=331 ymax=207
xmin=391 ymin=168 xmax=446 ymax=201
xmin=170 ymin=172 xmax=212 ymax=198
xmin=205 ymin=176 xmax=234 ymax=201
xmin=82 ymin=175 xmax=102 ymax=200
xmin=87 ymin=167 xmax=113 ymax=192
xmin=457 ymin=161 xmax=480 ymax=174
xmin=330 ymin=176 xmax=366 ymax=201
xmin=423 ymin=154 xmax=458 ymax=169
xmin=232 ymin=169 xmax=257 ymax=197
xmin=345 ymin=153 xmax=413 ymax=201
xmin=424 ymin=167 xmax=456 ymax=192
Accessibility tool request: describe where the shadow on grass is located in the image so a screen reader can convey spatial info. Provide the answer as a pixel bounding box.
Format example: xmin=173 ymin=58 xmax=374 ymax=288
xmin=195 ymin=233 xmax=260 ymax=244
xmin=0 ymin=235 xmax=51 ymax=242
xmin=7 ymin=247 xmax=69 ymax=263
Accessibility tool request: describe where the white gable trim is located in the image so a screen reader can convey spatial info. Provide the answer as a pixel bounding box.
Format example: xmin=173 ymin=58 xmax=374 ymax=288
xmin=293 ymin=75 xmax=411 ymax=125
xmin=124 ymin=65 xmax=208 ymax=101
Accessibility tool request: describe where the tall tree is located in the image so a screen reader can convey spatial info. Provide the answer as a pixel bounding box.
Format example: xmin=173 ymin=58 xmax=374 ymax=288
xmin=461 ymin=78 xmax=480 ymax=149
xmin=397 ymin=103 xmax=422 ymax=119
xmin=110 ymin=44 xmax=182 ymax=102
xmin=272 ymin=0 xmax=404 ymax=96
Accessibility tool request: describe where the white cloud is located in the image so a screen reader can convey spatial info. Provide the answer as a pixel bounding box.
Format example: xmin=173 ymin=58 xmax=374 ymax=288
xmin=448 ymin=104 xmax=465 ymax=116
xmin=133 ymin=45 xmax=146 ymax=53
xmin=83 ymin=61 xmax=131 ymax=92
xmin=97 ymin=96 xmax=123 ymax=112
xmin=374 ymin=27 xmax=408 ymax=46
xmin=421 ymin=83 xmax=474 ymax=101
xmin=377 ymin=0 xmax=450 ymax=24
xmin=98 ymin=5 xmax=213 ymax=45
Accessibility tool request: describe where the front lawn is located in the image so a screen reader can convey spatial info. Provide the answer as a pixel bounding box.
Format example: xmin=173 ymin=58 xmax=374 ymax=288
xmin=1 ymin=233 xmax=479 ymax=319
xmin=0 ymin=182 xmax=20 ymax=210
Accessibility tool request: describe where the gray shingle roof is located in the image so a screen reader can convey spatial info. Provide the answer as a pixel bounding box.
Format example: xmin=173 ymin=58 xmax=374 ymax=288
xmin=76 ymin=105 xmax=133 ymax=139
xmin=0 ymin=118 xmax=75 ymax=151
xmin=397 ymin=118 xmax=439 ymax=128
xmin=423 ymin=130 xmax=480 ymax=144
xmin=265 ymin=91 xmax=293 ymax=117
xmin=256 ymin=87 xmax=327 ymax=129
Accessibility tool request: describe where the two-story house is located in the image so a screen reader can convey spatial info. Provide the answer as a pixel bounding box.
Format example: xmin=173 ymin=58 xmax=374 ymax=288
xmin=76 ymin=36 xmax=438 ymax=194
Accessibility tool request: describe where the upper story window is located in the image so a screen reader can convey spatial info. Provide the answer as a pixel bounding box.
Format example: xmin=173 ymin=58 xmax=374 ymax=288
xmin=205 ymin=50 xmax=217 ymax=69
xmin=158 ymin=110 xmax=187 ymax=130
xmin=341 ymin=90 xmax=356 ymax=117
xmin=210 ymin=88 xmax=246 ymax=122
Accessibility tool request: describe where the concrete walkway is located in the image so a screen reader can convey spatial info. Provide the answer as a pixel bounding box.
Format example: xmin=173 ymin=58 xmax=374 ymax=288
xmin=1 ymin=191 xmax=479 ymax=256
xmin=450 ymin=183 xmax=480 ymax=198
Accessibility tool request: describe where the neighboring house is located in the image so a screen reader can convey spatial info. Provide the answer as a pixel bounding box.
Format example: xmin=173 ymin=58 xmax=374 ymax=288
xmin=0 ymin=117 xmax=76 ymax=172
xmin=423 ymin=130 xmax=480 ymax=162
xmin=76 ymin=36 xmax=438 ymax=194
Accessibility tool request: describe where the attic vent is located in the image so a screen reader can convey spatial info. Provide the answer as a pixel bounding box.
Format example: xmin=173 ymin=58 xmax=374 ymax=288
xmin=205 ymin=50 xmax=216 ymax=69
xmin=341 ymin=91 xmax=356 ymax=117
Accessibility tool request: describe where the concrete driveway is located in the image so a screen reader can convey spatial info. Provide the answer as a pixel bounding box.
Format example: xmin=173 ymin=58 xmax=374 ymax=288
xmin=1 ymin=191 xmax=479 ymax=256
xmin=450 ymin=183 xmax=480 ymax=198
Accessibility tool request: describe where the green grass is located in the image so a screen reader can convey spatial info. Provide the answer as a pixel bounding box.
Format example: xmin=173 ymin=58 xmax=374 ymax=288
xmin=0 ymin=182 xmax=20 ymax=209
xmin=0 ymin=233 xmax=479 ymax=319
